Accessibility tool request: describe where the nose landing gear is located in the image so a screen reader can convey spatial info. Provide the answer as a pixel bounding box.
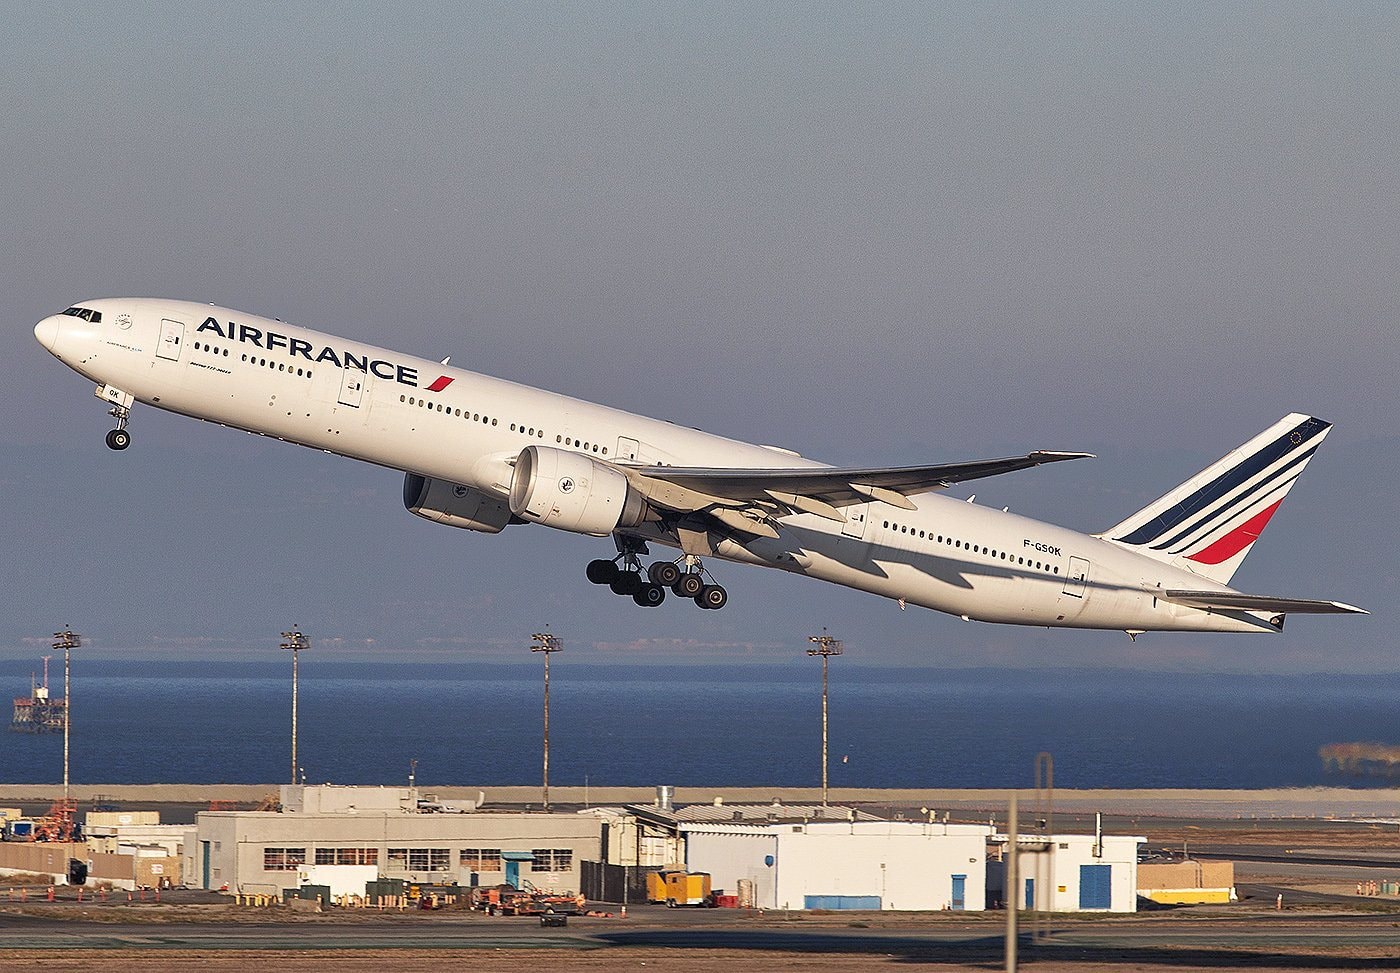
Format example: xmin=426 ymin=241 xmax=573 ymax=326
xmin=98 ymin=385 xmax=134 ymax=451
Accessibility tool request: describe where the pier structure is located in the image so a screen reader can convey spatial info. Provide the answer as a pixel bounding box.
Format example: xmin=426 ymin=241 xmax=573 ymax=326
xmin=10 ymin=654 xmax=66 ymax=733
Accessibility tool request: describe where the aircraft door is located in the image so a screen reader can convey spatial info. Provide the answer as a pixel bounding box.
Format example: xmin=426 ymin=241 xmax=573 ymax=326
xmin=616 ymin=437 xmax=640 ymax=461
xmin=157 ymin=319 xmax=185 ymax=361
xmin=1062 ymin=557 xmax=1090 ymax=598
xmin=337 ymin=368 xmax=365 ymax=408
xmin=841 ymin=503 xmax=868 ymax=539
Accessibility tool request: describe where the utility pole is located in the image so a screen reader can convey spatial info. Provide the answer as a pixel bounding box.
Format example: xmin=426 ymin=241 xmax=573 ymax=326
xmin=806 ymin=629 xmax=844 ymax=806
xmin=531 ymin=629 xmax=563 ymax=809
xmin=52 ymin=628 xmax=80 ymax=803
xmin=1005 ymin=791 xmax=1019 ymax=973
xmin=280 ymin=626 xmax=310 ymax=785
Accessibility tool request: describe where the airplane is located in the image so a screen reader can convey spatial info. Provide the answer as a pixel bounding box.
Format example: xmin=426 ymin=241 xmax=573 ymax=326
xmin=34 ymin=299 xmax=1365 ymax=634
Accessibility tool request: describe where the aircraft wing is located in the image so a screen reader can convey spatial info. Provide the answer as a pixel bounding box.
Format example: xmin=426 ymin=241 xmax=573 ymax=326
xmin=633 ymin=452 xmax=1092 ymax=511
xmin=1162 ymin=590 xmax=1368 ymax=615
xmin=623 ymin=451 xmax=1092 ymax=538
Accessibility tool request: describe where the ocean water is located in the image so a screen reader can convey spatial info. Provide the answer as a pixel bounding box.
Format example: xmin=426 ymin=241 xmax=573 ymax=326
xmin=1 ymin=661 xmax=1396 ymax=789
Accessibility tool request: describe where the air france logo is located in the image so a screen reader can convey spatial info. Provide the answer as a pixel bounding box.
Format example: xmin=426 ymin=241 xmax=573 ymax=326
xmin=196 ymin=317 xmax=432 ymax=389
xmin=559 ymin=476 xmax=576 ymax=494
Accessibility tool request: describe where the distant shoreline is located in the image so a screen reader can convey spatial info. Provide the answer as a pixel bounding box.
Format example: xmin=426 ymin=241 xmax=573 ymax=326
xmin=3 ymin=784 xmax=1400 ymax=819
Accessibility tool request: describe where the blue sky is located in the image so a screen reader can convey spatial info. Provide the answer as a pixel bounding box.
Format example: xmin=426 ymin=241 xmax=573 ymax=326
xmin=3 ymin=3 xmax=1394 ymax=670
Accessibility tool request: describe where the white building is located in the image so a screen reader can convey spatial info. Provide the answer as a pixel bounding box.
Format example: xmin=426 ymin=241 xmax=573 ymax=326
xmin=988 ymin=833 xmax=1143 ymax=913
xmin=684 ymin=821 xmax=994 ymax=911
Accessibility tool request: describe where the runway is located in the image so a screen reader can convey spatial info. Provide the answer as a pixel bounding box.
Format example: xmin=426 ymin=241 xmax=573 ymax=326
xmin=7 ymin=910 xmax=1400 ymax=970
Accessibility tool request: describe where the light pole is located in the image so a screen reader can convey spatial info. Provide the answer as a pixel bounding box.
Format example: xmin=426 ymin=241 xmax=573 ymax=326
xmin=280 ymin=626 xmax=310 ymax=785
xmin=53 ymin=627 xmax=81 ymax=804
xmin=531 ymin=629 xmax=563 ymax=809
xmin=807 ymin=629 xmax=844 ymax=806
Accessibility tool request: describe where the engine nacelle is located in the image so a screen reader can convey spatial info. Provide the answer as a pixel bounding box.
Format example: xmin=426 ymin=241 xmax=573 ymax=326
xmin=508 ymin=445 xmax=647 ymax=536
xmin=403 ymin=474 xmax=513 ymax=533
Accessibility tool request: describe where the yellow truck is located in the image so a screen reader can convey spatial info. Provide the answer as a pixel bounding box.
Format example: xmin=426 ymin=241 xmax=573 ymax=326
xmin=648 ymin=870 xmax=714 ymax=907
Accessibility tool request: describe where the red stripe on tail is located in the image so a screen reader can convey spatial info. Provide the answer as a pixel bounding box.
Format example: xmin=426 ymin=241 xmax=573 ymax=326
xmin=1185 ymin=500 xmax=1282 ymax=566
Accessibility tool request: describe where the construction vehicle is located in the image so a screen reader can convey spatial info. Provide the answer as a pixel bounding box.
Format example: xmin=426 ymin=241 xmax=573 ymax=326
xmin=472 ymin=883 xmax=584 ymax=917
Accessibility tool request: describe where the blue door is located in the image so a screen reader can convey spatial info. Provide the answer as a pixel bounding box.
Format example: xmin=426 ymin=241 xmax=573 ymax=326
xmin=951 ymin=874 xmax=966 ymax=910
xmin=1080 ymin=864 xmax=1111 ymax=909
xmin=201 ymin=841 xmax=211 ymax=889
xmin=1024 ymin=878 xmax=1034 ymax=910
xmin=505 ymin=860 xmax=520 ymax=888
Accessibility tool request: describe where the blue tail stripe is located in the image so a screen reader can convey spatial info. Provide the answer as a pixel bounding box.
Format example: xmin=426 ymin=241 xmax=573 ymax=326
xmin=1146 ymin=447 xmax=1316 ymax=552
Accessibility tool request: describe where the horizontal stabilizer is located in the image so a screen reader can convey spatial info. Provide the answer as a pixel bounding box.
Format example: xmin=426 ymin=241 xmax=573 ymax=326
xmin=1162 ymin=590 xmax=1368 ymax=615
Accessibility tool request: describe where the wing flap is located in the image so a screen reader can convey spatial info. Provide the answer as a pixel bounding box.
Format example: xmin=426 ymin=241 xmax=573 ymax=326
xmin=1163 ymin=590 xmax=1368 ymax=615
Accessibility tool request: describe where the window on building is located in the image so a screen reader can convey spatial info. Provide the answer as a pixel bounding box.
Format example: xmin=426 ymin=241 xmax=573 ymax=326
xmin=530 ymin=848 xmax=573 ymax=872
xmin=461 ymin=848 xmax=503 ymax=871
xmin=263 ymin=847 xmax=306 ymax=871
xmin=394 ymin=848 xmax=452 ymax=871
xmin=316 ymin=847 xmax=378 ymax=865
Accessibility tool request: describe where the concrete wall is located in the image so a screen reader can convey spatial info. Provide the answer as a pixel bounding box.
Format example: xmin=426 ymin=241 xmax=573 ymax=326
xmin=1138 ymin=860 xmax=1234 ymax=890
xmin=0 ymin=842 xmax=78 ymax=884
xmin=1138 ymin=860 xmax=1236 ymax=904
xmin=0 ymin=842 xmax=158 ymax=890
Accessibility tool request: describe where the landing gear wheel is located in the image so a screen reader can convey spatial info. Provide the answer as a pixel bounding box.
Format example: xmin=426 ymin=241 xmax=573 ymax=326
xmin=695 ymin=584 xmax=728 ymax=610
xmin=610 ymin=572 xmax=642 ymax=596
xmin=648 ymin=561 xmax=682 ymax=587
xmin=632 ymin=584 xmax=666 ymax=608
xmin=105 ymin=428 xmax=131 ymax=451
xmin=673 ymin=573 xmax=704 ymax=598
xmin=586 ymin=559 xmax=618 ymax=585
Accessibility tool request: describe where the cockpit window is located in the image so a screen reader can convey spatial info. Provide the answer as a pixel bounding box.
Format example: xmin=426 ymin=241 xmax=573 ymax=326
xmin=62 ymin=306 xmax=102 ymax=324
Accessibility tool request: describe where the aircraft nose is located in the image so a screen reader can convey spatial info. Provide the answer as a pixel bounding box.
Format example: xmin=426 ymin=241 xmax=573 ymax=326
xmin=34 ymin=315 xmax=61 ymax=352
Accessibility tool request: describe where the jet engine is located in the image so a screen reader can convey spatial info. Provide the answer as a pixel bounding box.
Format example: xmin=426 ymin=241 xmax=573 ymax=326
xmin=403 ymin=473 xmax=513 ymax=533
xmin=508 ymin=445 xmax=648 ymax=536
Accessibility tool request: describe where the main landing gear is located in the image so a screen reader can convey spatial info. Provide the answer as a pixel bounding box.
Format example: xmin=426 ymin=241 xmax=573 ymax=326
xmin=586 ymin=549 xmax=728 ymax=610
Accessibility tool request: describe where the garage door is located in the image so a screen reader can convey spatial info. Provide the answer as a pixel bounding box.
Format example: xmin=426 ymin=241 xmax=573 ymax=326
xmin=804 ymin=895 xmax=881 ymax=910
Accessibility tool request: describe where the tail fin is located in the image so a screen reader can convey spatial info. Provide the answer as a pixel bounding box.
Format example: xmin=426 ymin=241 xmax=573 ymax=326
xmin=1097 ymin=413 xmax=1331 ymax=584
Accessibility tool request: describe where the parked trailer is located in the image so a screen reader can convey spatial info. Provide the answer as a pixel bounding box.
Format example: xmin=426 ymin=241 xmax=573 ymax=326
xmin=663 ymin=871 xmax=714 ymax=908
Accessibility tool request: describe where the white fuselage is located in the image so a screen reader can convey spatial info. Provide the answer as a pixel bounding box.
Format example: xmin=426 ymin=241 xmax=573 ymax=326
xmin=35 ymin=298 xmax=1274 ymax=633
